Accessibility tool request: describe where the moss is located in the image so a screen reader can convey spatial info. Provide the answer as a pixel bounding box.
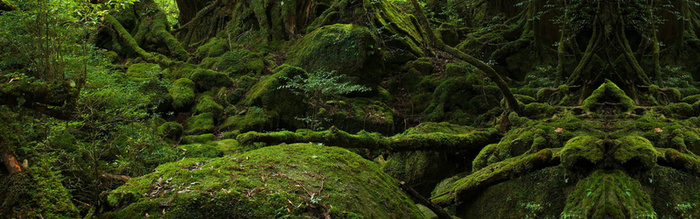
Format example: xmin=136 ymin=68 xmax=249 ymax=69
xmin=220 ymin=106 xmax=274 ymax=133
xmin=168 ymin=78 xmax=196 ymax=109
xmin=321 ymin=97 xmax=395 ymax=134
xmin=1 ymin=163 xmax=80 ymax=218
xmin=158 ymin=122 xmax=184 ymax=140
xmin=432 ymin=149 xmax=557 ymax=205
xmin=287 ymin=24 xmax=383 ymax=87
xmin=405 ymin=57 xmax=434 ymax=74
xmin=186 ymin=113 xmax=215 ymax=135
xmin=614 ymin=136 xmax=659 ymax=171
xmin=444 ymin=62 xmax=470 ymax=77
xmin=181 ymin=133 xmax=216 ymax=144
xmin=661 ymin=102 xmax=696 ymax=118
xmin=216 ymin=50 xmax=267 ymax=76
xmin=522 ymin=102 xmax=556 ymax=118
xmin=445 ymin=166 xmax=570 ymax=218
xmin=384 ymin=122 xmax=475 ymax=197
xmin=126 ymin=63 xmax=161 ymax=79
xmin=102 ymin=144 xmax=424 ymax=218
xmin=242 ymin=65 xmax=307 ymax=129
xmin=179 ymin=139 xmax=241 ymax=158
xmin=194 ymin=95 xmax=224 ymax=117
xmin=189 ymin=68 xmax=232 ymax=91
xmin=194 ymin=37 xmax=229 ymax=58
xmin=561 ymin=169 xmax=655 ymax=218
xmin=581 ymin=80 xmax=636 ymax=114
xmin=559 ymin=136 xmax=604 ymax=170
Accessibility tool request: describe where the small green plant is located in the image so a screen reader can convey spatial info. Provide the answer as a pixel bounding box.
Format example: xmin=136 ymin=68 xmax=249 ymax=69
xmin=279 ymin=70 xmax=370 ymax=130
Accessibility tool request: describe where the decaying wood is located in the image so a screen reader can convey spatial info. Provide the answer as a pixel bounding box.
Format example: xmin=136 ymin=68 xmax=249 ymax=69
xmin=2 ymin=153 xmax=21 ymax=174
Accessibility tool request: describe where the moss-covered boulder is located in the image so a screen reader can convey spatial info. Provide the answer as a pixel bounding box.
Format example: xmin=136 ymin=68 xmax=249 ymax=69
xmin=0 ymin=164 xmax=80 ymax=218
xmin=179 ymin=139 xmax=241 ymax=158
xmin=126 ymin=63 xmax=161 ymax=79
xmin=186 ymin=113 xmax=215 ymax=135
xmin=383 ymin=122 xmax=475 ymax=197
xmin=189 ymin=69 xmax=232 ymax=91
xmin=168 ymin=78 xmax=196 ymax=109
xmin=287 ymin=24 xmax=383 ymax=87
xmin=194 ymin=95 xmax=224 ymax=118
xmin=216 ymin=50 xmax=267 ymax=76
xmin=582 ymin=80 xmax=636 ymax=114
xmin=194 ymin=37 xmax=229 ymax=59
xmin=158 ymin=122 xmax=184 ymax=140
xmin=242 ymin=65 xmax=307 ymax=129
xmin=181 ymin=133 xmax=216 ymax=144
xmin=102 ymin=144 xmax=424 ymax=218
xmin=220 ymin=106 xmax=274 ymax=133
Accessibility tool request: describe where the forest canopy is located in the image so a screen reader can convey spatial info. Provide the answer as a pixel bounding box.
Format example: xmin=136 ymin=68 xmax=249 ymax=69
xmin=2 ymin=0 xmax=700 ymax=218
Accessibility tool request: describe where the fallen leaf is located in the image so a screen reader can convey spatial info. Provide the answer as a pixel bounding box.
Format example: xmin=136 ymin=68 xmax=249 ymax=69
xmin=654 ymin=128 xmax=663 ymax=133
xmin=555 ymin=128 xmax=564 ymax=133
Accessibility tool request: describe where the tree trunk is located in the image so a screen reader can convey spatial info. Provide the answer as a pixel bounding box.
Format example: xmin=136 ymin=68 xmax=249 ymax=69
xmin=176 ymin=0 xmax=214 ymax=25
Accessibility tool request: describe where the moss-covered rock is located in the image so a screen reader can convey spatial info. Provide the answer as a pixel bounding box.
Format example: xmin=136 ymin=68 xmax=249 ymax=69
xmin=102 ymin=144 xmax=424 ymax=218
xmin=242 ymin=65 xmax=307 ymax=129
xmin=189 ymin=69 xmax=232 ymax=91
xmin=0 ymin=163 xmax=80 ymax=218
xmin=194 ymin=37 xmax=229 ymax=59
xmin=562 ymin=169 xmax=655 ymax=218
xmin=216 ymin=50 xmax=267 ymax=76
xmin=559 ymin=136 xmax=604 ymax=171
xmin=179 ymin=139 xmax=241 ymax=158
xmin=614 ymin=136 xmax=659 ymax=171
xmin=383 ymin=122 xmax=475 ymax=197
xmin=186 ymin=113 xmax=215 ymax=135
xmin=181 ymin=133 xmax=216 ymax=144
xmin=168 ymin=78 xmax=196 ymax=109
xmin=158 ymin=122 xmax=184 ymax=140
xmin=194 ymin=95 xmax=224 ymax=117
xmin=220 ymin=106 xmax=274 ymax=133
xmin=582 ymin=80 xmax=636 ymax=114
xmin=287 ymin=24 xmax=383 ymax=87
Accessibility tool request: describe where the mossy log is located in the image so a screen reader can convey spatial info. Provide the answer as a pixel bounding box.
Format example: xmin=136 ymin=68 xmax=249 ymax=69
xmin=237 ymin=127 xmax=500 ymax=152
xmin=0 ymin=80 xmax=78 ymax=119
xmin=431 ymin=148 xmax=560 ymax=206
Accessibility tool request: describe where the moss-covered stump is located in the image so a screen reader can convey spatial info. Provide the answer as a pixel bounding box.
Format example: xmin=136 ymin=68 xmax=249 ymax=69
xmin=101 ymin=144 xmax=424 ymax=218
xmin=287 ymin=24 xmax=383 ymax=87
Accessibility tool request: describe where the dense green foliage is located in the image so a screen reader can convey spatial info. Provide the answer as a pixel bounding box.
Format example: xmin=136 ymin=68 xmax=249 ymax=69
xmin=5 ymin=0 xmax=700 ymax=218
